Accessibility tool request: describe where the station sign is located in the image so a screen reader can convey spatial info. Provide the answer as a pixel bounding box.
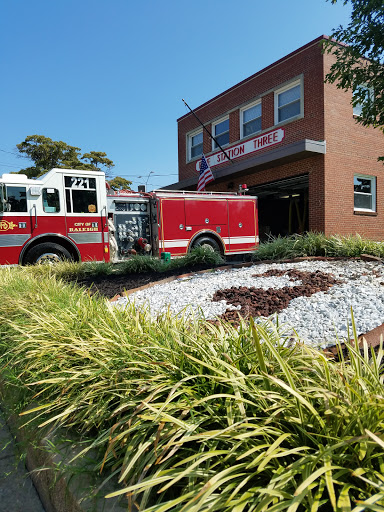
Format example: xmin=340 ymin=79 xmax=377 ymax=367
xmin=195 ymin=127 xmax=285 ymax=171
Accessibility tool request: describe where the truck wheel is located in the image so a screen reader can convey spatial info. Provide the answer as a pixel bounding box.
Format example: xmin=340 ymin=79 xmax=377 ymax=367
xmin=24 ymin=243 xmax=72 ymax=265
xmin=192 ymin=236 xmax=221 ymax=253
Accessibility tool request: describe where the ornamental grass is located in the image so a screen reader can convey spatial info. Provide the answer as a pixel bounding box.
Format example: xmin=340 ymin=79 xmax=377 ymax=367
xmin=22 ymin=246 xmax=225 ymax=283
xmin=254 ymin=233 xmax=384 ymax=261
xmin=0 ymin=267 xmax=383 ymax=511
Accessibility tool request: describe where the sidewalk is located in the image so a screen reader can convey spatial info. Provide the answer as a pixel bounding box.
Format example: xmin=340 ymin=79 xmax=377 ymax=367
xmin=0 ymin=407 xmax=45 ymax=512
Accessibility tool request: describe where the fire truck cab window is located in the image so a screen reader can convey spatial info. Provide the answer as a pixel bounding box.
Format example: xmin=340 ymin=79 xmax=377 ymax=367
xmin=0 ymin=185 xmax=4 ymax=213
xmin=6 ymin=186 xmax=27 ymax=212
xmin=43 ymin=188 xmax=60 ymax=213
xmin=64 ymin=176 xmax=98 ymax=214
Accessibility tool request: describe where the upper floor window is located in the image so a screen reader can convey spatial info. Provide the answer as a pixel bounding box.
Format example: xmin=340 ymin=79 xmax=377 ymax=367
xmin=353 ymin=84 xmax=374 ymax=117
xmin=241 ymin=101 xmax=262 ymax=138
xmin=189 ymin=130 xmax=203 ymax=160
xmin=212 ymin=117 xmax=229 ymax=149
xmin=275 ymin=80 xmax=302 ymax=124
xmin=354 ymin=174 xmax=376 ymax=212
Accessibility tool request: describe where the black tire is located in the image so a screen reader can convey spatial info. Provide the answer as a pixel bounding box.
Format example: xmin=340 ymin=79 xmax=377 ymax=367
xmin=192 ymin=236 xmax=221 ymax=253
xmin=24 ymin=243 xmax=72 ymax=265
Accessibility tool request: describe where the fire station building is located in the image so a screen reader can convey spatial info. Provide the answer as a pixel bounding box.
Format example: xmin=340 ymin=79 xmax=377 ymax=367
xmin=168 ymin=36 xmax=383 ymax=241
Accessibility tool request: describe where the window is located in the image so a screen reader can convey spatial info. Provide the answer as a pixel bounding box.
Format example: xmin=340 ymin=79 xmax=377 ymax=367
xmin=65 ymin=176 xmax=98 ymax=213
xmin=0 ymin=185 xmax=4 ymax=213
xmin=354 ymin=174 xmax=376 ymax=212
xmin=189 ymin=130 xmax=203 ymax=160
xmin=275 ymin=80 xmax=302 ymax=124
xmin=212 ymin=117 xmax=229 ymax=149
xmin=43 ymin=188 xmax=60 ymax=213
xmin=241 ymin=102 xmax=262 ymax=138
xmin=5 ymin=186 xmax=27 ymax=212
xmin=353 ymin=84 xmax=374 ymax=117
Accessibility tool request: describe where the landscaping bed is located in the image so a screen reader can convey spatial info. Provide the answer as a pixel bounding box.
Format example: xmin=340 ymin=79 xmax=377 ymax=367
xmin=1 ymin=236 xmax=384 ymax=511
xmin=76 ymin=262 xmax=230 ymax=298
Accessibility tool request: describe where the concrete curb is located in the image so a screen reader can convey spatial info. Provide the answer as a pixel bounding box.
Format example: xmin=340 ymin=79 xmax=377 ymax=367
xmin=0 ymin=383 xmax=125 ymax=512
xmin=0 ymin=384 xmax=81 ymax=512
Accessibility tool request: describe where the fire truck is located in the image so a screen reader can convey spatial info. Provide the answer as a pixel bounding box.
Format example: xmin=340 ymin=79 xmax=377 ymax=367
xmin=0 ymin=168 xmax=258 ymax=265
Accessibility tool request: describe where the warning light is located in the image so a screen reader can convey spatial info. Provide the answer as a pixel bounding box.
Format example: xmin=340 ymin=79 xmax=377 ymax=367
xmin=241 ymin=184 xmax=247 ymax=189
xmin=239 ymin=184 xmax=249 ymax=194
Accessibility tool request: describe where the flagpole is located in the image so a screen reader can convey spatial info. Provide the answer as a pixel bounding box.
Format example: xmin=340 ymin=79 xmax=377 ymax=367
xmin=182 ymin=98 xmax=234 ymax=164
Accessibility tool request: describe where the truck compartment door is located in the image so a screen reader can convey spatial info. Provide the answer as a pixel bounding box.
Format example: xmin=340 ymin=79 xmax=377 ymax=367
xmin=158 ymin=198 xmax=186 ymax=256
xmin=185 ymin=199 xmax=227 ymax=226
xmin=227 ymin=199 xmax=258 ymax=252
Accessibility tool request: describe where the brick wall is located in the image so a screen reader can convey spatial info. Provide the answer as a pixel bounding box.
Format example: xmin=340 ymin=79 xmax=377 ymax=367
xmin=177 ymin=36 xmax=384 ymax=239
xmin=323 ymin=51 xmax=384 ymax=239
xmin=178 ymin=36 xmax=326 ymax=181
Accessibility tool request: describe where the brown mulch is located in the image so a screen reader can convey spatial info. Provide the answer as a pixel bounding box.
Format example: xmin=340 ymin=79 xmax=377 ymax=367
xmin=75 ymin=263 xmax=228 ymax=299
xmin=212 ymin=269 xmax=342 ymax=323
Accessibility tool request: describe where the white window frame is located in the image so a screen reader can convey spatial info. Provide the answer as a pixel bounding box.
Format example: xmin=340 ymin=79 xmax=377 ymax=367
xmin=353 ymin=84 xmax=374 ymax=117
xmin=240 ymin=100 xmax=262 ymax=139
xmin=274 ymin=78 xmax=303 ymax=125
xmin=212 ymin=116 xmax=229 ymax=151
xmin=354 ymin=173 xmax=376 ymax=212
xmin=187 ymin=129 xmax=203 ymax=161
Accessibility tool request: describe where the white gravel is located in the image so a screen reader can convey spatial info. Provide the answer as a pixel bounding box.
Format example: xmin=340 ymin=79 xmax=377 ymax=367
xmin=112 ymin=260 xmax=384 ymax=349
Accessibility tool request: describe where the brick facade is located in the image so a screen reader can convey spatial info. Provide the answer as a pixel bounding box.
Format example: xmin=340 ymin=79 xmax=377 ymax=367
xmin=172 ymin=36 xmax=383 ymax=240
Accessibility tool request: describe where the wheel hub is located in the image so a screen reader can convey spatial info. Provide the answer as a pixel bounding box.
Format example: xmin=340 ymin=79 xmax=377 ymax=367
xmin=35 ymin=252 xmax=62 ymax=264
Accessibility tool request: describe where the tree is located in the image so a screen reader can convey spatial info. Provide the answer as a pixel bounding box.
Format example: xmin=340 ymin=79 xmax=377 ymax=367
xmin=16 ymin=135 xmax=82 ymax=178
xmin=16 ymin=135 xmax=115 ymax=178
xmin=81 ymin=151 xmax=114 ymax=177
xmin=324 ymin=0 xmax=384 ymax=160
xmin=108 ymin=176 xmax=132 ymax=191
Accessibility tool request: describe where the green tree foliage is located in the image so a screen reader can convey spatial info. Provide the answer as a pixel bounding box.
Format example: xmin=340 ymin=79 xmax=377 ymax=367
xmin=81 ymin=151 xmax=115 ymax=176
xmin=324 ymin=0 xmax=384 ymax=159
xmin=16 ymin=135 xmax=115 ymax=178
xmin=108 ymin=176 xmax=132 ymax=191
xmin=16 ymin=135 xmax=82 ymax=178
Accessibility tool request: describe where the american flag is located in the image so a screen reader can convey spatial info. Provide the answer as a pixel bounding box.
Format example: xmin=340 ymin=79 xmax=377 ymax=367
xmin=197 ymin=154 xmax=214 ymax=191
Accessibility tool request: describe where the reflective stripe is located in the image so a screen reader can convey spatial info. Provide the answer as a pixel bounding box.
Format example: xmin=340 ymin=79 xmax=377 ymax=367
xmin=163 ymin=239 xmax=189 ymax=248
xmin=69 ymin=233 xmax=102 ymax=244
xmin=0 ymin=234 xmax=30 ymax=247
xmin=163 ymin=235 xmax=258 ymax=249
xmin=222 ymin=236 xmax=259 ymax=244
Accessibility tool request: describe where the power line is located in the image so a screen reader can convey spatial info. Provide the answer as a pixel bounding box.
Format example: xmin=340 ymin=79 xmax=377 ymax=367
xmin=0 ymin=148 xmax=29 ymax=159
xmin=0 ymin=161 xmax=22 ymax=168
xmin=114 ymin=173 xmax=178 ymax=178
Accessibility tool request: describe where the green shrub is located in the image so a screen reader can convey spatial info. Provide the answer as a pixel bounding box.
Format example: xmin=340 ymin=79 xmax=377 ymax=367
xmin=254 ymin=232 xmax=384 ymax=261
xmin=175 ymin=245 xmax=224 ymax=267
xmin=0 ymin=267 xmax=383 ymax=510
xmin=24 ymin=247 xmax=224 ymax=282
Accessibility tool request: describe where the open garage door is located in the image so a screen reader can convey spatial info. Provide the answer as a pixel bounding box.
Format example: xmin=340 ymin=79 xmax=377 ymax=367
xmin=248 ymin=175 xmax=309 ymax=241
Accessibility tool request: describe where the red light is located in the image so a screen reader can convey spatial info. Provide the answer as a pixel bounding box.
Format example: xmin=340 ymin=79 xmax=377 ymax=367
xmin=241 ymin=184 xmax=247 ymax=189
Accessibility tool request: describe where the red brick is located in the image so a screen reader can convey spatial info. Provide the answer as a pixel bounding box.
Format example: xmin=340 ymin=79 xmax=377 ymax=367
xmin=176 ymin=36 xmax=384 ymax=240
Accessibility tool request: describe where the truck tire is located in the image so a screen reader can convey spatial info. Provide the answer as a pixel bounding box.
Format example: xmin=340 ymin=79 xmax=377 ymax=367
xmin=24 ymin=243 xmax=72 ymax=265
xmin=192 ymin=236 xmax=221 ymax=253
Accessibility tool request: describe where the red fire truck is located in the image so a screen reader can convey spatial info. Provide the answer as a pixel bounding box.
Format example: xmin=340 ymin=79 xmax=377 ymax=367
xmin=0 ymin=168 xmax=258 ymax=265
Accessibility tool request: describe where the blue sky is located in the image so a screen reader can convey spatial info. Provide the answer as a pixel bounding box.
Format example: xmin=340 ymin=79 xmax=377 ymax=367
xmin=0 ymin=0 xmax=352 ymax=190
